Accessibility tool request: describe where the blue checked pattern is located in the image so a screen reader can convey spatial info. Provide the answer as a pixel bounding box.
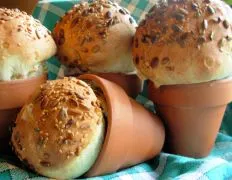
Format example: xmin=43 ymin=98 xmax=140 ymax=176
xmin=1 ymin=0 xmax=232 ymax=179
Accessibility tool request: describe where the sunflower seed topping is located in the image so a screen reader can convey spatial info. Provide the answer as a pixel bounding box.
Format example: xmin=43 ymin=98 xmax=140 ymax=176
xmin=202 ymin=19 xmax=208 ymax=30
xmin=209 ymin=31 xmax=214 ymax=41
xmin=172 ymin=24 xmax=183 ymax=33
xmin=223 ymin=20 xmax=230 ymax=29
xmin=191 ymin=2 xmax=198 ymax=10
xmin=207 ymin=5 xmax=215 ymax=15
xmin=178 ymin=8 xmax=188 ymax=15
xmin=174 ymin=12 xmax=185 ymax=21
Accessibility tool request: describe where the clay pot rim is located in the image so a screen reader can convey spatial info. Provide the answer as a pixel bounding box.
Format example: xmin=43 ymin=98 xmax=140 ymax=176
xmin=153 ymin=76 xmax=232 ymax=89
xmin=96 ymin=72 xmax=137 ymax=75
xmin=148 ymin=76 xmax=232 ymax=107
xmin=0 ymin=74 xmax=47 ymax=86
xmin=72 ymin=72 xmax=138 ymax=76
xmin=0 ymin=74 xmax=48 ymax=109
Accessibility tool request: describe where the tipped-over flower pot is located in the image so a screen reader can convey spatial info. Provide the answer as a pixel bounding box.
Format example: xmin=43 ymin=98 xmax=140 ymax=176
xmin=79 ymin=74 xmax=165 ymax=177
xmin=0 ymin=75 xmax=47 ymax=152
xmin=148 ymin=77 xmax=232 ymax=158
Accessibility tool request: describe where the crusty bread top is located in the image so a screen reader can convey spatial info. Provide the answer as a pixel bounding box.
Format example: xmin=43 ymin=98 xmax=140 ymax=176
xmin=11 ymin=77 xmax=104 ymax=172
xmin=0 ymin=8 xmax=57 ymax=66
xmin=53 ymin=0 xmax=137 ymax=73
xmin=133 ymin=0 xmax=232 ymax=87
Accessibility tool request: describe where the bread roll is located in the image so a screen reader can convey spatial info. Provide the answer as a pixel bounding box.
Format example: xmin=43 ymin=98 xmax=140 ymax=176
xmin=53 ymin=0 xmax=137 ymax=73
xmin=133 ymin=0 xmax=232 ymax=87
xmin=0 ymin=8 xmax=57 ymax=81
xmin=11 ymin=77 xmax=105 ymax=179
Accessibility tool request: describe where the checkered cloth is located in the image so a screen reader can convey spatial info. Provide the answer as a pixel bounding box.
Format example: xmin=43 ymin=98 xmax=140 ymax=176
xmin=1 ymin=0 xmax=232 ymax=179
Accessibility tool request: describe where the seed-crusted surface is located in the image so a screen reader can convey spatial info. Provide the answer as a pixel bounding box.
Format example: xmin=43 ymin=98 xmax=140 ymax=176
xmin=0 ymin=8 xmax=56 ymax=66
xmin=133 ymin=0 xmax=232 ymax=87
xmin=0 ymin=8 xmax=50 ymax=40
xmin=11 ymin=77 xmax=105 ymax=172
xmin=53 ymin=0 xmax=137 ymax=73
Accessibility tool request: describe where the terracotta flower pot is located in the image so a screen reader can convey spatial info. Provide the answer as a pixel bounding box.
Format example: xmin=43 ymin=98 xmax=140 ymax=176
xmin=148 ymin=77 xmax=232 ymax=158
xmin=78 ymin=74 xmax=165 ymax=177
xmin=0 ymin=74 xmax=47 ymax=152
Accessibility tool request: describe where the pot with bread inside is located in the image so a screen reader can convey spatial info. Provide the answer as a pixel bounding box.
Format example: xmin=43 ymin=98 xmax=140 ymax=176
xmin=132 ymin=0 xmax=232 ymax=158
xmin=0 ymin=8 xmax=56 ymax=152
xmin=11 ymin=75 xmax=165 ymax=179
xmin=52 ymin=0 xmax=142 ymax=98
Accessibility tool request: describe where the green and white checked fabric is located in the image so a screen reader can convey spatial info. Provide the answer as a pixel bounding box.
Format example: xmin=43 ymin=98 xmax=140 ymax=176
xmin=1 ymin=0 xmax=232 ymax=179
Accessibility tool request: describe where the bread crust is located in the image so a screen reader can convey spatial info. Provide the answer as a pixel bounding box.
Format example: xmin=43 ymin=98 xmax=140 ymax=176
xmin=0 ymin=8 xmax=57 ymax=66
xmin=53 ymin=0 xmax=137 ymax=73
xmin=11 ymin=77 xmax=105 ymax=178
xmin=133 ymin=0 xmax=232 ymax=87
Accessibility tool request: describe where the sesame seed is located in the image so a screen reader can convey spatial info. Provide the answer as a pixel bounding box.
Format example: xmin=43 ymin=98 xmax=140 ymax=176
xmin=103 ymin=4 xmax=111 ymax=8
xmin=209 ymin=31 xmax=214 ymax=41
xmin=162 ymin=57 xmax=170 ymax=65
xmin=178 ymin=8 xmax=188 ymax=15
xmin=35 ymin=29 xmax=42 ymax=39
xmin=67 ymin=130 xmax=72 ymax=134
xmin=202 ymin=19 xmax=208 ymax=30
xmin=69 ymin=152 xmax=75 ymax=156
xmin=99 ymin=6 xmax=104 ymax=12
xmin=92 ymin=45 xmax=100 ymax=53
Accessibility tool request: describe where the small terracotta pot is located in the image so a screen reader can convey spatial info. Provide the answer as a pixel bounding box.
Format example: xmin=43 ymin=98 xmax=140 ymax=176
xmin=148 ymin=77 xmax=232 ymax=158
xmin=0 ymin=75 xmax=47 ymax=147
xmin=78 ymin=74 xmax=165 ymax=177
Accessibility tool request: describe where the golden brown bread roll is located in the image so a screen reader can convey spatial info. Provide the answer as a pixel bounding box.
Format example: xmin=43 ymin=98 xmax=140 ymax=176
xmin=0 ymin=8 xmax=57 ymax=81
xmin=11 ymin=77 xmax=105 ymax=179
xmin=132 ymin=0 xmax=232 ymax=87
xmin=53 ymin=0 xmax=137 ymax=74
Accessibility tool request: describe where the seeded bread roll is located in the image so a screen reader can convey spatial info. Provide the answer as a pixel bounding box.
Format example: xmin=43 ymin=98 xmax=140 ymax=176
xmin=132 ymin=0 xmax=232 ymax=87
xmin=0 ymin=8 xmax=57 ymax=81
xmin=11 ymin=77 xmax=105 ymax=179
xmin=53 ymin=0 xmax=137 ymax=73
